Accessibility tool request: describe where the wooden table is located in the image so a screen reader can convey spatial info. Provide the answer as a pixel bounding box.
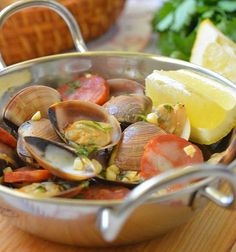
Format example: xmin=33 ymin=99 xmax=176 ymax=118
xmin=1 ymin=200 xmax=236 ymax=252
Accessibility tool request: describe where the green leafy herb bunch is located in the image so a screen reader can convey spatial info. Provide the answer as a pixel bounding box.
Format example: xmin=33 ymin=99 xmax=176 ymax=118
xmin=152 ymin=0 xmax=236 ymax=60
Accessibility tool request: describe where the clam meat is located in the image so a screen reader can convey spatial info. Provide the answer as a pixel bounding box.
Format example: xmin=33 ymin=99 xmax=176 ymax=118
xmin=48 ymin=100 xmax=121 ymax=151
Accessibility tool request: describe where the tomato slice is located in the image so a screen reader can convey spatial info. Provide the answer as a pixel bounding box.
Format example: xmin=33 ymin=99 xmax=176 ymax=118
xmin=140 ymin=134 xmax=204 ymax=179
xmin=0 ymin=127 xmax=17 ymax=148
xmin=57 ymin=75 xmax=110 ymax=105
xmin=4 ymin=169 xmax=52 ymax=183
xmin=79 ymin=185 xmax=130 ymax=200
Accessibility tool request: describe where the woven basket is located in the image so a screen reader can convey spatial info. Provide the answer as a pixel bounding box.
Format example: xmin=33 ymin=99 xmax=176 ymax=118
xmin=0 ymin=0 xmax=126 ymax=65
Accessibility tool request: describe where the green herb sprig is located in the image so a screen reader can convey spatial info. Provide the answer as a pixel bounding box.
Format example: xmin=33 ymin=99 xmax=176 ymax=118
xmin=152 ymin=0 xmax=236 ymax=60
xmin=70 ymin=142 xmax=98 ymax=157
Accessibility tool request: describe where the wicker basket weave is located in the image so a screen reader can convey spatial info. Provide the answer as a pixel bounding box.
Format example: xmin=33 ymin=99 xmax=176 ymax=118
xmin=0 ymin=0 xmax=126 ymax=65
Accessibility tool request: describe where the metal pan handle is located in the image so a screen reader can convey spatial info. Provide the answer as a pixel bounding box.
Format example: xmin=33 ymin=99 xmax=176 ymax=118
xmin=97 ymin=163 xmax=236 ymax=242
xmin=0 ymin=0 xmax=88 ymax=69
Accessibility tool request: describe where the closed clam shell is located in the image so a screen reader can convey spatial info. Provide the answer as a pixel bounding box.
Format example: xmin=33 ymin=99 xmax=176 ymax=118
xmin=3 ymin=85 xmax=61 ymax=130
xmin=113 ymin=121 xmax=166 ymax=171
xmin=103 ymin=94 xmax=152 ymax=124
xmin=48 ymin=100 xmax=121 ymax=149
xmin=107 ymin=79 xmax=144 ymax=97
xmin=17 ymin=119 xmax=61 ymax=164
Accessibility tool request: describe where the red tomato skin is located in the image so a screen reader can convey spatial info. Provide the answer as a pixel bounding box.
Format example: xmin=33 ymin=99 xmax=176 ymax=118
xmin=58 ymin=75 xmax=110 ymax=105
xmin=140 ymin=134 xmax=204 ymax=179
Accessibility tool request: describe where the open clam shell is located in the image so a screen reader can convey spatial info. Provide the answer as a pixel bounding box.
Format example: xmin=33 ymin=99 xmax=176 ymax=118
xmin=48 ymin=100 xmax=122 ymax=150
xmin=103 ymin=94 xmax=152 ymax=124
xmin=154 ymin=103 xmax=191 ymax=140
xmin=17 ymin=119 xmax=61 ymax=164
xmin=3 ymin=85 xmax=61 ymax=130
xmin=24 ymin=136 xmax=99 ymax=181
xmin=18 ymin=181 xmax=88 ymax=198
xmin=54 ymin=182 xmax=88 ymax=198
xmin=112 ymin=121 xmax=166 ymax=171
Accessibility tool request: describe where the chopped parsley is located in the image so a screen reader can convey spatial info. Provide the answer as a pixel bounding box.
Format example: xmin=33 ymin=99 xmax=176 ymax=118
xmin=78 ymin=120 xmax=112 ymax=132
xmin=138 ymin=114 xmax=148 ymax=122
xmin=82 ymin=180 xmax=90 ymax=189
xmin=35 ymin=185 xmax=47 ymax=193
xmin=164 ymin=104 xmax=173 ymax=113
xmin=98 ymin=169 xmax=106 ymax=178
xmin=70 ymin=142 xmax=98 ymax=157
xmin=65 ymin=80 xmax=81 ymax=95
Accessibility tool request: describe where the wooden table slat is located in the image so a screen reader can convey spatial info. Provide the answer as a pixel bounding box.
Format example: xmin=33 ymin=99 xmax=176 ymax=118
xmin=1 ymin=200 xmax=236 ymax=252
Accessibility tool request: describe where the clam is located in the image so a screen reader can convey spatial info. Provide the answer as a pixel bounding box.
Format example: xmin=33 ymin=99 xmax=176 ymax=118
xmin=17 ymin=119 xmax=61 ymax=164
xmin=208 ymin=128 xmax=236 ymax=165
xmin=103 ymin=94 xmax=152 ymax=125
xmin=18 ymin=181 xmax=88 ymax=198
xmin=148 ymin=103 xmax=190 ymax=140
xmin=95 ymin=166 xmax=141 ymax=188
xmin=112 ymin=121 xmax=166 ymax=171
xmin=220 ymin=128 xmax=236 ymax=165
xmin=107 ymin=79 xmax=144 ymax=97
xmin=23 ymin=136 xmax=141 ymax=187
xmin=24 ymin=136 xmax=101 ymax=181
xmin=48 ymin=100 xmax=121 ymax=150
xmin=55 ymin=182 xmax=88 ymax=198
xmin=173 ymin=104 xmax=190 ymax=139
xmin=0 ymin=142 xmax=18 ymax=171
xmin=3 ymin=85 xmax=61 ymax=130
xmin=89 ymin=149 xmax=109 ymax=169
xmin=18 ymin=181 xmax=66 ymax=197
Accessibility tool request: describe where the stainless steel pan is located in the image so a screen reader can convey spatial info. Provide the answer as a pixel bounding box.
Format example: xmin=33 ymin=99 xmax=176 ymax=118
xmin=0 ymin=0 xmax=236 ymax=247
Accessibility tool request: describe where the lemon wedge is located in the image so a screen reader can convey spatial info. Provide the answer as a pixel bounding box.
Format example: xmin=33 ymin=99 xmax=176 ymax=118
xmin=145 ymin=69 xmax=236 ymax=144
xmin=190 ymin=19 xmax=236 ymax=84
